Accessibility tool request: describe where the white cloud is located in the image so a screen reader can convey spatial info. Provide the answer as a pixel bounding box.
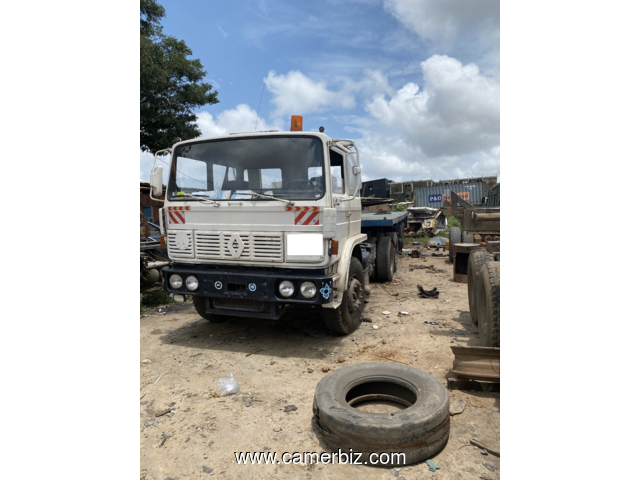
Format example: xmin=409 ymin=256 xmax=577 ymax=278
xmin=341 ymin=69 xmax=396 ymax=99
xmin=357 ymin=130 xmax=499 ymax=183
xmin=365 ymin=55 xmax=499 ymax=158
xmin=265 ymin=70 xmax=356 ymax=116
xmin=196 ymin=104 xmax=282 ymax=137
xmin=384 ymin=0 xmax=499 ymax=48
xmin=218 ymin=25 xmax=229 ymax=38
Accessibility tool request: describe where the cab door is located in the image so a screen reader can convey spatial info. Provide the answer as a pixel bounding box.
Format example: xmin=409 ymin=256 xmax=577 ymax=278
xmin=329 ymin=148 xmax=360 ymax=240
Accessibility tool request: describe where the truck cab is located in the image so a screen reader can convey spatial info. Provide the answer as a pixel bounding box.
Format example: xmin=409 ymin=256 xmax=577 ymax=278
xmin=149 ymin=116 xmax=385 ymax=334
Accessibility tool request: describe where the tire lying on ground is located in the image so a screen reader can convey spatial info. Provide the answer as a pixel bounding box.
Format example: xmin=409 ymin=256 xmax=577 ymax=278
xmin=313 ymin=362 xmax=450 ymax=466
xmin=449 ymin=227 xmax=461 ymax=262
xmin=467 ymin=250 xmax=495 ymax=325
xmin=477 ymin=261 xmax=500 ymax=347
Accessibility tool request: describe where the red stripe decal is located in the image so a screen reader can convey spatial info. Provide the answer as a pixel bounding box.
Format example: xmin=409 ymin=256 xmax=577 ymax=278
xmin=168 ymin=211 xmax=178 ymax=223
xmin=175 ymin=211 xmax=185 ymax=223
xmin=286 ymin=206 xmax=292 ymax=211
xmin=295 ymin=212 xmax=306 ymax=224
xmin=302 ymin=212 xmax=319 ymax=225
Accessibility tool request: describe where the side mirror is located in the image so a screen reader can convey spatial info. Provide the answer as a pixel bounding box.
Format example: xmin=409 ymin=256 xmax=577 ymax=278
xmin=150 ymin=166 xmax=164 ymax=199
xmin=346 ymin=153 xmax=361 ymax=194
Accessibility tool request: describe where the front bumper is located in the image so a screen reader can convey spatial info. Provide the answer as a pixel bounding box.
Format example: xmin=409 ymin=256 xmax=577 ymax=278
xmin=162 ymin=264 xmax=334 ymax=320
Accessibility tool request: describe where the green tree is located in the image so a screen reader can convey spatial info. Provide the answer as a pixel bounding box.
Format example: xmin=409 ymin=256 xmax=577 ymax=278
xmin=140 ymin=0 xmax=219 ymax=152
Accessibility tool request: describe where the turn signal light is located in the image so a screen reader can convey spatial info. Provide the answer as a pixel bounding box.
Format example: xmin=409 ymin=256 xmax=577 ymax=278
xmin=290 ymin=115 xmax=303 ymax=131
xmin=331 ymin=240 xmax=339 ymax=255
xmin=160 ymin=236 xmax=166 ymax=249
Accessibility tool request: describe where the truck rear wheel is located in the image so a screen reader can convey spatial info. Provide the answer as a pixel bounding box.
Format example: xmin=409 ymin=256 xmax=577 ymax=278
xmin=449 ymin=227 xmax=461 ymax=262
xmin=376 ymin=236 xmax=396 ymax=282
xmin=477 ymin=262 xmax=500 ymax=347
xmin=467 ymin=250 xmax=494 ymax=325
xmin=322 ymin=258 xmax=364 ymax=335
xmin=193 ymin=296 xmax=227 ymax=323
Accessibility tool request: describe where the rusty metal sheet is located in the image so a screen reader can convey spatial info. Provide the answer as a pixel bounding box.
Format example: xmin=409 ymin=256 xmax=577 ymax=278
xmin=450 ymin=346 xmax=500 ymax=381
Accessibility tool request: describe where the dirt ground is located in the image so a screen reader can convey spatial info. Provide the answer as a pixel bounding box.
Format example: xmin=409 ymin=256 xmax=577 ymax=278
xmin=140 ymin=250 xmax=500 ymax=480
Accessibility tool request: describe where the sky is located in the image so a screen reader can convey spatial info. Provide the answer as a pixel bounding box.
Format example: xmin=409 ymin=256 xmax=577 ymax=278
xmin=140 ymin=0 xmax=500 ymax=184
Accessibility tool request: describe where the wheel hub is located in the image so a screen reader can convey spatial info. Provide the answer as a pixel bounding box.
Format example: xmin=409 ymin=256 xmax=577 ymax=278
xmin=347 ymin=277 xmax=363 ymax=313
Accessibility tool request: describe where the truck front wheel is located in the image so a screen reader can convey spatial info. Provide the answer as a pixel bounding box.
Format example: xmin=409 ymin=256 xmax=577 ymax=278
xmin=193 ymin=296 xmax=227 ymax=323
xmin=322 ymin=258 xmax=365 ymax=335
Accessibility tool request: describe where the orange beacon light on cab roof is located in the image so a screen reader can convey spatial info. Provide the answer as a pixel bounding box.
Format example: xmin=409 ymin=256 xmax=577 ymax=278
xmin=290 ymin=115 xmax=303 ymax=131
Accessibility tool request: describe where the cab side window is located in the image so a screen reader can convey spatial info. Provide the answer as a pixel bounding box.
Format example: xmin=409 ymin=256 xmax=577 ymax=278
xmin=330 ymin=149 xmax=345 ymax=194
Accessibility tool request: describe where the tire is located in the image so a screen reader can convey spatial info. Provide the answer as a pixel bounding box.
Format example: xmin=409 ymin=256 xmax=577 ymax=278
xmin=376 ymin=236 xmax=396 ymax=282
xmin=313 ymin=362 xmax=450 ymax=466
xmin=384 ymin=232 xmax=399 ymax=273
xmin=322 ymin=258 xmax=365 ymax=335
xmin=449 ymin=227 xmax=461 ymax=262
xmin=368 ymin=236 xmax=379 ymax=282
xmin=467 ymin=250 xmax=494 ymax=325
xmin=384 ymin=231 xmax=398 ymax=250
xmin=193 ymin=296 xmax=227 ymax=323
xmin=462 ymin=232 xmax=474 ymax=244
xmin=477 ymin=262 xmax=500 ymax=347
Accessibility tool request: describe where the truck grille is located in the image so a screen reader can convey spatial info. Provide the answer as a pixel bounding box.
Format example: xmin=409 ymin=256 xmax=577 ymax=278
xmin=194 ymin=231 xmax=283 ymax=263
xmin=167 ymin=231 xmax=194 ymax=259
xmin=211 ymin=297 xmax=270 ymax=313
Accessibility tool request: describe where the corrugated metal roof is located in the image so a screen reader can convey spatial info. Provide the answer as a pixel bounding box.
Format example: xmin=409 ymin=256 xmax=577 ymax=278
xmin=415 ymin=183 xmax=484 ymax=208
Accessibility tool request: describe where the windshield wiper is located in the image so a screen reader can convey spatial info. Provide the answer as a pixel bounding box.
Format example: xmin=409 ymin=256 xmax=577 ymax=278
xmin=169 ymin=193 xmax=221 ymax=207
xmin=250 ymin=191 xmax=295 ymax=207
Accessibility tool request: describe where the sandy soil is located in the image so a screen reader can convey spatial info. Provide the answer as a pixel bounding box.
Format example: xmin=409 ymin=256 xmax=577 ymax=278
xmin=140 ymin=251 xmax=500 ymax=480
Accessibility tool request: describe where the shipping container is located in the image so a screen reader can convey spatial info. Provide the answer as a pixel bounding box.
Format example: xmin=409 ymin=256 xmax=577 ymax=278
xmin=415 ymin=182 xmax=484 ymax=208
xmin=361 ymin=178 xmax=391 ymax=198
xmin=487 ymin=183 xmax=500 ymax=207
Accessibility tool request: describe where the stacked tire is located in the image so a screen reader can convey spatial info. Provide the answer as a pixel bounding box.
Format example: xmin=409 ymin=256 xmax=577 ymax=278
xmin=462 ymin=231 xmax=474 ymax=244
xmin=467 ymin=250 xmax=494 ymax=325
xmin=477 ymin=261 xmax=500 ymax=347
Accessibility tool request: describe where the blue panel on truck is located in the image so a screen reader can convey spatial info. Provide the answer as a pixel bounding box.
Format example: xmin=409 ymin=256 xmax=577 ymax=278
xmin=361 ymin=211 xmax=408 ymax=227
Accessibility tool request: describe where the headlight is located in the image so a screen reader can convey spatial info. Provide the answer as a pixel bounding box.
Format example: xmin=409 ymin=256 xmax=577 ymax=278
xmin=169 ymin=274 xmax=183 ymax=289
xmin=278 ymin=280 xmax=295 ymax=298
xmin=300 ymin=281 xmax=317 ymax=298
xmin=185 ymin=275 xmax=199 ymax=291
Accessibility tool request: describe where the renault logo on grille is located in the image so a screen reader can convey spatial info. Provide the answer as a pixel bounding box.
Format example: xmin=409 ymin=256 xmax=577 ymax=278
xmin=227 ymin=233 xmax=245 ymax=258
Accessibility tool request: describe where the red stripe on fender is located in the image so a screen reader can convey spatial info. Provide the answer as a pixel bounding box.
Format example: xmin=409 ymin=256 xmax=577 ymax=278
xmin=175 ymin=211 xmax=185 ymax=223
xmin=302 ymin=212 xmax=319 ymax=225
xmin=168 ymin=211 xmax=178 ymax=223
xmin=295 ymin=212 xmax=306 ymax=224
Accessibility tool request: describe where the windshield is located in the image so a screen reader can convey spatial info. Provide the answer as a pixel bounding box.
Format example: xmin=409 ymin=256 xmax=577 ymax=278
xmin=168 ymin=136 xmax=325 ymax=201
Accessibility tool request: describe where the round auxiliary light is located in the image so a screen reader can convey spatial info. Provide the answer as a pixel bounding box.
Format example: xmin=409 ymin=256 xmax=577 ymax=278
xmin=185 ymin=275 xmax=199 ymax=291
xmin=169 ymin=274 xmax=183 ymax=289
xmin=279 ymin=280 xmax=295 ymax=298
xmin=300 ymin=282 xmax=317 ymax=299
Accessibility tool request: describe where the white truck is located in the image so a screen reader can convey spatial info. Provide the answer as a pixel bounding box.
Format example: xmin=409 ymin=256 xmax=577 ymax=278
xmin=149 ymin=116 xmax=407 ymax=335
